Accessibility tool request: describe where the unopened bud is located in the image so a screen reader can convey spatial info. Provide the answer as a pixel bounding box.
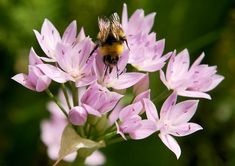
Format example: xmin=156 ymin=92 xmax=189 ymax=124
xmin=69 ymin=106 xmax=87 ymax=126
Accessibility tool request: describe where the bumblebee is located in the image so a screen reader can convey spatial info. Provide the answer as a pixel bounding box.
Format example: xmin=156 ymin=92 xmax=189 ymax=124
xmin=89 ymin=13 xmax=129 ymax=75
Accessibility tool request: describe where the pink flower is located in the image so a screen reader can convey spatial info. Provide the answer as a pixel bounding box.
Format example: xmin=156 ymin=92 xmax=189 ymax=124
xmin=81 ymin=83 xmax=123 ymax=116
xmin=129 ymin=33 xmax=171 ymax=72
xmin=37 ymin=37 xmax=96 ymax=87
xmin=160 ymin=49 xmax=224 ymax=99
xmin=122 ymin=3 xmax=155 ymax=38
xmin=34 ymin=19 xmax=85 ymax=62
xmin=114 ymin=89 xmax=152 ymax=139
xmin=187 ymin=53 xmax=224 ymax=97
xmin=12 ymin=48 xmax=51 ymax=92
xmin=116 ymin=102 xmax=144 ymax=140
xmin=94 ymin=51 xmax=145 ymax=90
xmin=121 ymin=4 xmax=171 ymax=72
xmin=143 ymin=93 xmax=203 ymax=159
xmin=108 ymin=89 xmax=150 ymax=126
xmin=49 ymin=83 xmax=122 ymax=127
xmin=116 ymin=91 xmax=155 ymax=140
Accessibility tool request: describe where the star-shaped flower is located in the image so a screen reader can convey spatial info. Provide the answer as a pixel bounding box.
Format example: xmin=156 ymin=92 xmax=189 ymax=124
xmin=34 ymin=19 xmax=85 ymax=62
xmin=160 ymin=49 xmax=224 ymax=99
xmin=37 ymin=37 xmax=96 ymax=87
xmin=121 ymin=4 xmax=171 ymax=72
xmin=142 ymin=93 xmax=203 ymax=159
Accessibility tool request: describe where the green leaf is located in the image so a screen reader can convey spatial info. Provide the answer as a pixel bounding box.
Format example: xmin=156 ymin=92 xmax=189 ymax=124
xmin=53 ymin=124 xmax=105 ymax=166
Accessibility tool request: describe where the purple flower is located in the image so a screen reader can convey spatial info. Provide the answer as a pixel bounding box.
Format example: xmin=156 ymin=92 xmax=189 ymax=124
xmin=37 ymin=37 xmax=96 ymax=87
xmin=34 ymin=19 xmax=85 ymax=62
xmin=121 ymin=4 xmax=170 ymax=72
xmin=142 ymin=93 xmax=203 ymax=159
xmin=160 ymin=49 xmax=224 ymax=99
xmin=81 ymin=83 xmax=123 ymax=116
xmin=12 ymin=48 xmax=51 ymax=92
xmin=94 ymin=51 xmax=145 ymax=90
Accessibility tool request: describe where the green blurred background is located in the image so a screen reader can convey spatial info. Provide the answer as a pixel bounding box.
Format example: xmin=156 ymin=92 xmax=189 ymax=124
xmin=0 ymin=0 xmax=235 ymax=165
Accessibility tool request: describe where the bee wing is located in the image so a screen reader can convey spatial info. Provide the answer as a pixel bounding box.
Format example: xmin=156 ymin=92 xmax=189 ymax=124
xmin=98 ymin=16 xmax=110 ymax=42
xmin=110 ymin=13 xmax=124 ymax=40
xmin=110 ymin=13 xmax=120 ymax=24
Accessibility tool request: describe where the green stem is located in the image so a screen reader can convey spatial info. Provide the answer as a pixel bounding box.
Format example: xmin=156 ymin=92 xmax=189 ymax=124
xmin=85 ymin=123 xmax=91 ymax=138
xmin=61 ymin=83 xmax=72 ymax=109
xmin=71 ymin=82 xmax=78 ymax=106
xmin=88 ymin=124 xmax=97 ymax=140
xmin=46 ymin=89 xmax=68 ymax=118
xmin=152 ymin=90 xmax=172 ymax=103
xmin=78 ymin=126 xmax=86 ymax=138
xmin=104 ymin=125 xmax=116 ymax=134
xmin=106 ymin=136 xmax=125 ymax=145
xmin=97 ymin=131 xmax=116 ymax=141
xmin=72 ymin=155 xmax=86 ymax=166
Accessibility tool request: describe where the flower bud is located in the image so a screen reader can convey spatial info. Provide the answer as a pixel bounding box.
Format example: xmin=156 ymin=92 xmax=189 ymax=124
xmin=68 ymin=106 xmax=87 ymax=126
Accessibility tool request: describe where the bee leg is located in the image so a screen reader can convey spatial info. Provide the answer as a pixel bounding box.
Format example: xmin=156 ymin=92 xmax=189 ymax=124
xmin=86 ymin=44 xmax=99 ymax=63
xmin=124 ymin=39 xmax=130 ymax=50
xmin=109 ymin=66 xmax=113 ymax=74
xmin=116 ymin=65 xmax=120 ymax=79
xmin=104 ymin=64 xmax=108 ymax=76
xmin=118 ymin=68 xmax=125 ymax=76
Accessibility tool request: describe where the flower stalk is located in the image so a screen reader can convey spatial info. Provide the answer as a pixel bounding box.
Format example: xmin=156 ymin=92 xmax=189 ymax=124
xmin=152 ymin=89 xmax=172 ymax=104
xmin=46 ymin=89 xmax=68 ymax=118
xmin=73 ymin=156 xmax=86 ymax=166
xmin=71 ymin=82 xmax=79 ymax=106
xmin=61 ymin=83 xmax=72 ymax=109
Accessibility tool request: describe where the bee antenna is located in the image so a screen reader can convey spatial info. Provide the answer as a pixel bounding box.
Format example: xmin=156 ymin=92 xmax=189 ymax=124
xmin=124 ymin=39 xmax=130 ymax=50
xmin=116 ymin=65 xmax=120 ymax=79
xmin=109 ymin=66 xmax=113 ymax=74
xmin=86 ymin=44 xmax=99 ymax=63
xmin=103 ymin=65 xmax=109 ymax=79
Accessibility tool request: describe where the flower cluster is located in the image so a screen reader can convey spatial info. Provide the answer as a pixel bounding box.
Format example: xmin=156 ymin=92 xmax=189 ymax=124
xmin=12 ymin=3 xmax=223 ymax=165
